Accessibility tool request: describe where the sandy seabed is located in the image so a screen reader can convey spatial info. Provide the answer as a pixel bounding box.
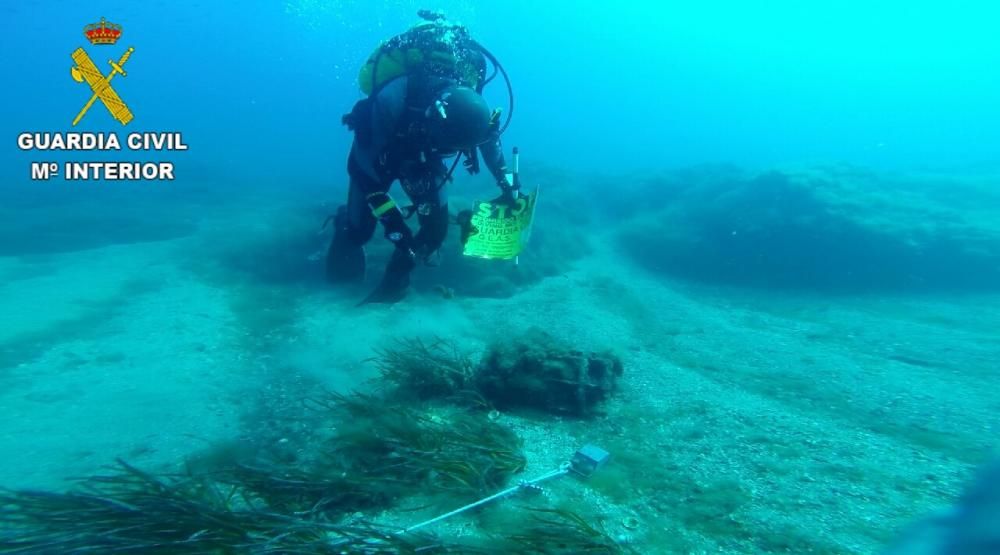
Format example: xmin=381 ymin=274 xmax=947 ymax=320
xmin=0 ymin=183 xmax=996 ymax=554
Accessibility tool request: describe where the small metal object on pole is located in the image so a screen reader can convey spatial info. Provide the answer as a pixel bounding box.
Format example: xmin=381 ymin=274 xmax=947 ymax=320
xmin=568 ymin=444 xmax=611 ymax=478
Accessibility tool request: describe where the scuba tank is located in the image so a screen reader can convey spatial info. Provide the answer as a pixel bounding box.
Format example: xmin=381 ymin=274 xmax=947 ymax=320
xmin=358 ymin=14 xmax=483 ymax=95
xmin=353 ymin=11 xmax=515 ymax=136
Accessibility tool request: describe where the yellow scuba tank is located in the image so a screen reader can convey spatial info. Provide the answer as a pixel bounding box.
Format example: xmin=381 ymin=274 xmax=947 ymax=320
xmin=357 ymin=21 xmax=484 ymax=96
xmin=357 ymin=41 xmax=413 ymax=96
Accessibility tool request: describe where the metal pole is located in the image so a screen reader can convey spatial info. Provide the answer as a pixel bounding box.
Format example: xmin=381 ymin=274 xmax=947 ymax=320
xmin=402 ymin=464 xmax=570 ymax=534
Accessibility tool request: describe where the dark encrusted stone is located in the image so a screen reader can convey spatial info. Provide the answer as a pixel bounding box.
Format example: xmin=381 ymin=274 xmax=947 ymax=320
xmin=475 ymin=328 xmax=623 ymax=416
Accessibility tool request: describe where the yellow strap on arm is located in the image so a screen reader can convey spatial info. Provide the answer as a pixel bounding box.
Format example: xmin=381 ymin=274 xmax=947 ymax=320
xmin=371 ymin=198 xmax=397 ymax=217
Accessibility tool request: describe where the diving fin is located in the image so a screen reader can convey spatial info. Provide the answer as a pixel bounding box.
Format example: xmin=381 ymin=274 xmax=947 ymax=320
xmin=359 ymin=247 xmax=416 ymax=305
xmin=326 ymin=206 xmax=366 ymax=283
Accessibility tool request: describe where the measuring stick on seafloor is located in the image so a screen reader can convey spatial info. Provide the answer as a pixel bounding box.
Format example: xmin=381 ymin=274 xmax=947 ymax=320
xmin=324 ymin=446 xmax=609 ymax=547
xmin=402 ymin=464 xmax=571 ymax=534
xmin=324 ymin=464 xmax=571 ymax=548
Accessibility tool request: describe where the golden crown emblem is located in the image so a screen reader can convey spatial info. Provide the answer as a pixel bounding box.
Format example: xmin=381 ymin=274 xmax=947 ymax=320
xmin=83 ymin=17 xmax=122 ymax=45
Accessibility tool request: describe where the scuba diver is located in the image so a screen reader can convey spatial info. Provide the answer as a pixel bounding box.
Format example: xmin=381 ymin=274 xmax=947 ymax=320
xmin=328 ymin=10 xmax=518 ymax=304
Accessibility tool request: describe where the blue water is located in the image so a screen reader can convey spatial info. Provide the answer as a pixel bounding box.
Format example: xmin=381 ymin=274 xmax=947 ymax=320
xmin=4 ymin=0 xmax=1000 ymax=185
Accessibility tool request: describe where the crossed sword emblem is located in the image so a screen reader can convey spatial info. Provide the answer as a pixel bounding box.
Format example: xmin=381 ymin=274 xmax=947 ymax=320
xmin=70 ymin=46 xmax=134 ymax=126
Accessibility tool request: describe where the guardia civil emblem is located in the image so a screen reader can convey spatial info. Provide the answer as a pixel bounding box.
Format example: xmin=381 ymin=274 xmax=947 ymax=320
xmin=70 ymin=17 xmax=134 ymax=126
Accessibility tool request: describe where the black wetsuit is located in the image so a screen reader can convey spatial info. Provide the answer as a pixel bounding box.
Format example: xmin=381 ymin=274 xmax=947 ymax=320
xmin=327 ymin=77 xmax=511 ymax=303
xmin=329 ymin=75 xmax=508 ymax=299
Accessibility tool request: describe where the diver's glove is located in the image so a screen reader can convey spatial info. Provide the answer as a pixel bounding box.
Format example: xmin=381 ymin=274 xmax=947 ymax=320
xmin=359 ymin=247 xmax=416 ymax=305
xmin=455 ymin=209 xmax=476 ymax=245
xmin=495 ymin=172 xmax=518 ymax=207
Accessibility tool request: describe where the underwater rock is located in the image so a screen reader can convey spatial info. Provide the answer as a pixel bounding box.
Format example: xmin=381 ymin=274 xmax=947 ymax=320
xmin=475 ymin=328 xmax=623 ymax=416
xmin=616 ymin=166 xmax=1000 ymax=292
